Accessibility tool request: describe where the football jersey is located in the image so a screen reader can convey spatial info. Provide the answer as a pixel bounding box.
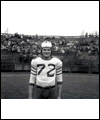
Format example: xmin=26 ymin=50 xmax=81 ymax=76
xmin=30 ymin=56 xmax=62 ymax=87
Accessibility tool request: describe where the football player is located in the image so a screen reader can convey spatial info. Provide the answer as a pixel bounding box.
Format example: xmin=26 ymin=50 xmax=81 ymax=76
xmin=29 ymin=41 xmax=63 ymax=99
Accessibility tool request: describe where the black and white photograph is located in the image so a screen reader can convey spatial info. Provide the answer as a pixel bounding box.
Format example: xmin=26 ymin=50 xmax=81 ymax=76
xmin=1 ymin=1 xmax=99 ymax=119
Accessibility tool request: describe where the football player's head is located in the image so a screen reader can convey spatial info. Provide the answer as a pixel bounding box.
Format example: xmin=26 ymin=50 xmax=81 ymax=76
xmin=41 ymin=41 xmax=52 ymax=58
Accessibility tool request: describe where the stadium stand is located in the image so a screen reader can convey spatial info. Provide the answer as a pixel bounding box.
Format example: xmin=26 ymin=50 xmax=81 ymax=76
xmin=1 ymin=33 xmax=99 ymax=73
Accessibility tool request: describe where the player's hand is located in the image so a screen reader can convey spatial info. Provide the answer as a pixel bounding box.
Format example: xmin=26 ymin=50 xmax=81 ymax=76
xmin=57 ymin=96 xmax=61 ymax=99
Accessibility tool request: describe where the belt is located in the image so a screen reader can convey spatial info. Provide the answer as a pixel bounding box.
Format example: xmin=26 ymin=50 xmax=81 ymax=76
xmin=36 ymin=85 xmax=55 ymax=89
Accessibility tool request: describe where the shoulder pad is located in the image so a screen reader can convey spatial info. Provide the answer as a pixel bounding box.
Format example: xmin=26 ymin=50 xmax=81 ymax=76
xmin=34 ymin=56 xmax=40 ymax=60
xmin=52 ymin=56 xmax=61 ymax=60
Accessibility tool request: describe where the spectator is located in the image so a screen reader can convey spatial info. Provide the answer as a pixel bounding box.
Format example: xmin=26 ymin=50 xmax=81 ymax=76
xmin=61 ymin=48 xmax=65 ymax=54
xmin=57 ymin=47 xmax=62 ymax=54
xmin=8 ymin=40 xmax=11 ymax=46
xmin=21 ymin=46 xmax=25 ymax=54
xmin=6 ymin=45 xmax=11 ymax=53
xmin=12 ymin=45 xmax=17 ymax=53
xmin=52 ymin=45 xmax=59 ymax=55
xmin=4 ymin=40 xmax=8 ymax=46
xmin=77 ymin=50 xmax=81 ymax=56
xmin=1 ymin=45 xmax=7 ymax=51
xmin=88 ymin=50 xmax=91 ymax=55
xmin=29 ymin=52 xmax=33 ymax=62
xmin=17 ymin=46 xmax=21 ymax=54
xmin=19 ymin=52 xmax=23 ymax=63
xmin=23 ymin=53 xmax=28 ymax=63
xmin=25 ymin=46 xmax=30 ymax=54
xmin=36 ymin=48 xmax=41 ymax=55
xmin=59 ymin=40 xmax=62 ymax=47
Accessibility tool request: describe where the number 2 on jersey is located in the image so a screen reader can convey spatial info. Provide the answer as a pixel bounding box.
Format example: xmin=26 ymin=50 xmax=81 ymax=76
xmin=37 ymin=64 xmax=55 ymax=77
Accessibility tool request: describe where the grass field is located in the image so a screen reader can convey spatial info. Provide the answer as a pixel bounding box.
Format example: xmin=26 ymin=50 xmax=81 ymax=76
xmin=1 ymin=72 xmax=99 ymax=99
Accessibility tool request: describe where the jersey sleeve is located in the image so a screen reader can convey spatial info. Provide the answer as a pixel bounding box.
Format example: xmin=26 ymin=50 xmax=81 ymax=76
xmin=31 ymin=59 xmax=37 ymax=75
xmin=29 ymin=59 xmax=37 ymax=85
xmin=56 ymin=59 xmax=63 ymax=83
xmin=56 ymin=59 xmax=62 ymax=75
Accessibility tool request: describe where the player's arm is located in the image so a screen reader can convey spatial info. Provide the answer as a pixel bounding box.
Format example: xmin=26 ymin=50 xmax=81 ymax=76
xmin=29 ymin=59 xmax=37 ymax=99
xmin=56 ymin=61 xmax=63 ymax=99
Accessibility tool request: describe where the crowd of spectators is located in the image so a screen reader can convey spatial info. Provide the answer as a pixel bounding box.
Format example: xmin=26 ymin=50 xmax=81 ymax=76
xmin=1 ymin=33 xmax=99 ymax=64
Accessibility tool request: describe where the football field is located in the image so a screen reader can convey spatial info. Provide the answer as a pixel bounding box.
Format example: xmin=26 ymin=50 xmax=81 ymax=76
xmin=1 ymin=72 xmax=99 ymax=99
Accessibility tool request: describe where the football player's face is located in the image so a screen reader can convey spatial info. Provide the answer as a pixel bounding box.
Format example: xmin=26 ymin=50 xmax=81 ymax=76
xmin=42 ymin=47 xmax=51 ymax=58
